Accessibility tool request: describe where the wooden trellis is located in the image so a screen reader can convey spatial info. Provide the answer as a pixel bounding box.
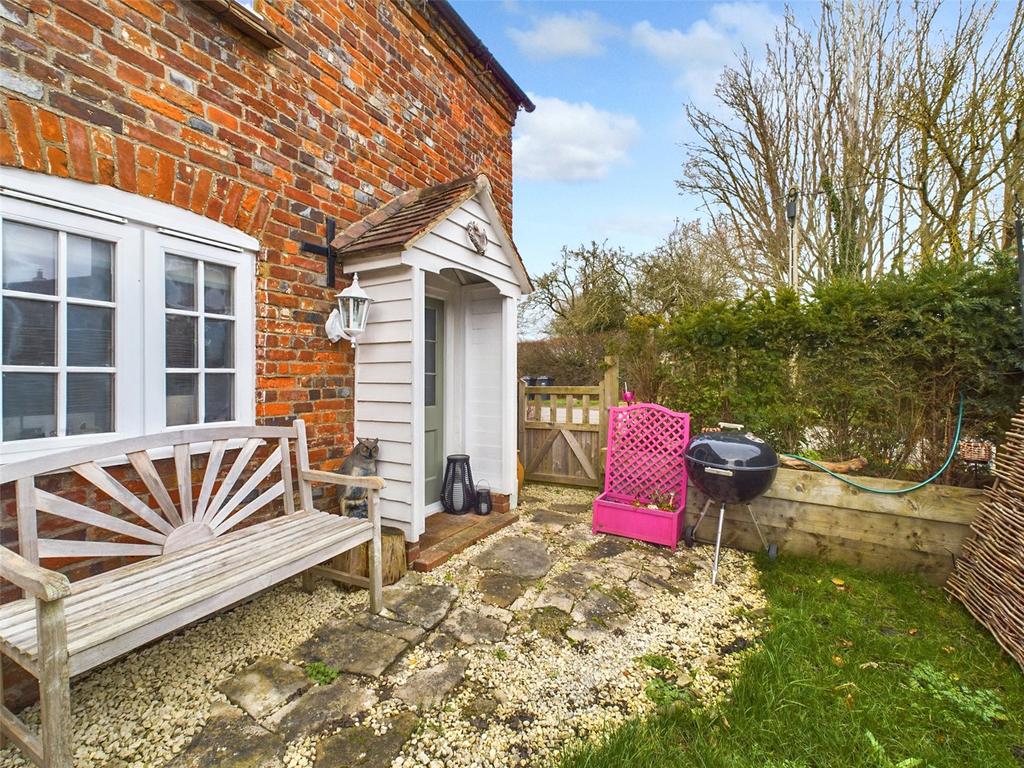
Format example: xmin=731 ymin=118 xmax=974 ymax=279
xmin=946 ymin=397 xmax=1024 ymax=670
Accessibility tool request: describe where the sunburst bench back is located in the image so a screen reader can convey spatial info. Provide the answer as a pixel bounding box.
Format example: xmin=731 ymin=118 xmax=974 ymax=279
xmin=0 ymin=419 xmax=384 ymax=768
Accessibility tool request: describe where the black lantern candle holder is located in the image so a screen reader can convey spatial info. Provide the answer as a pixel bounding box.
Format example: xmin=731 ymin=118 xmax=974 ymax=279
xmin=475 ymin=481 xmax=492 ymax=516
xmin=441 ymin=454 xmax=475 ymax=515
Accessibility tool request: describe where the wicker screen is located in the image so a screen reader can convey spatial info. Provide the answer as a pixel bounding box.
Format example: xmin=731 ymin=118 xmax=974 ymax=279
xmin=946 ymin=397 xmax=1024 ymax=670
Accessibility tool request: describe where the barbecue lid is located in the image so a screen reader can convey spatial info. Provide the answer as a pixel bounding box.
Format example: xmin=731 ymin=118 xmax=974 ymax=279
xmin=685 ymin=430 xmax=779 ymax=471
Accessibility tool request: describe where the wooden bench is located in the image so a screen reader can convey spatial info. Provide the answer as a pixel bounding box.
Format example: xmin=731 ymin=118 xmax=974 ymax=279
xmin=0 ymin=420 xmax=384 ymax=768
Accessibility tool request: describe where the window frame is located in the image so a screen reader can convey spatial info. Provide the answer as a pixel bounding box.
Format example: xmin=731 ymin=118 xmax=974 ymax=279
xmin=0 ymin=173 xmax=257 ymax=463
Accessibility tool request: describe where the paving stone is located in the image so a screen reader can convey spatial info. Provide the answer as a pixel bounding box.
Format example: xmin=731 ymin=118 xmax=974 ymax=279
xmin=216 ymin=657 xmax=311 ymax=721
xmin=625 ymin=577 xmax=659 ymax=600
xmin=422 ymin=630 xmax=458 ymax=653
xmin=573 ymin=588 xmax=626 ymax=625
xmin=585 ymin=538 xmax=630 ymax=560
xmin=548 ymin=569 xmax=595 ymax=597
xmin=394 ymin=657 xmax=469 ymax=708
xmin=566 ymin=625 xmax=607 ymax=644
xmin=353 ymin=612 xmax=426 ymax=645
xmin=533 ymin=587 xmax=574 ymax=614
xmin=472 ymin=536 xmax=552 ymax=580
xmin=265 ymin=674 xmax=378 ymax=740
xmin=169 ymin=703 xmax=283 ymax=768
xmin=383 ymin=583 xmax=457 ymax=629
xmin=441 ymin=606 xmax=508 ymax=645
xmin=296 ymin=620 xmax=408 ymax=678
xmin=477 ymin=572 xmax=525 ymax=608
xmin=316 ymin=711 xmax=419 ymax=768
xmin=529 ymin=607 xmax=572 ymax=640
xmin=528 ymin=510 xmax=576 ymax=529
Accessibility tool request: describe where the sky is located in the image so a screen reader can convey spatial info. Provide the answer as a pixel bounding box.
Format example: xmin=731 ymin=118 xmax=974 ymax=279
xmin=452 ymin=0 xmax=789 ymax=277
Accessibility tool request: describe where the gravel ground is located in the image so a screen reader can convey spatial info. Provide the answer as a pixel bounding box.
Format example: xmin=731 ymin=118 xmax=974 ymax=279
xmin=0 ymin=485 xmax=765 ymax=768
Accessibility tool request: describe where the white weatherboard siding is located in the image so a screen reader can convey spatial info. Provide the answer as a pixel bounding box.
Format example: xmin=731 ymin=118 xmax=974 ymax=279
xmin=355 ymin=267 xmax=416 ymax=533
xmin=465 ymin=288 xmax=504 ymax=487
xmin=347 ymin=189 xmax=529 ymax=540
xmin=407 ymin=198 xmax=521 ymax=297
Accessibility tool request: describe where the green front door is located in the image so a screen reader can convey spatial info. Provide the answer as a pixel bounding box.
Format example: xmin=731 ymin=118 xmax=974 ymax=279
xmin=424 ymin=298 xmax=444 ymax=505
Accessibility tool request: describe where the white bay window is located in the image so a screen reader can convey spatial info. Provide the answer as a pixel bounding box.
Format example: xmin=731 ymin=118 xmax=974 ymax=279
xmin=0 ymin=170 xmax=256 ymax=462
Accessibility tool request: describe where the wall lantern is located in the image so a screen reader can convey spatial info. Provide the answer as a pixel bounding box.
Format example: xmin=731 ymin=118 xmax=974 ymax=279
xmin=326 ymin=273 xmax=372 ymax=344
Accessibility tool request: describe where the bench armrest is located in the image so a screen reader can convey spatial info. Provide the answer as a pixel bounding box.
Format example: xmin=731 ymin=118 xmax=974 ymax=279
xmin=0 ymin=547 xmax=71 ymax=602
xmin=300 ymin=469 xmax=386 ymax=490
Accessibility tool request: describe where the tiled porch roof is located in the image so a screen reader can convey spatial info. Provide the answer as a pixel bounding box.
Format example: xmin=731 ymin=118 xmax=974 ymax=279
xmin=331 ymin=175 xmax=481 ymax=257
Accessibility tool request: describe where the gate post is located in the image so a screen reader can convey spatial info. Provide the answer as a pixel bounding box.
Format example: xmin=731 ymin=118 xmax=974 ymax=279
xmin=598 ymin=356 xmax=619 ymax=482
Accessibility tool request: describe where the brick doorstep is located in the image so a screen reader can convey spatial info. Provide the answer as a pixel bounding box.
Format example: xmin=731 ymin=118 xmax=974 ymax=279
xmin=412 ymin=514 xmax=518 ymax=572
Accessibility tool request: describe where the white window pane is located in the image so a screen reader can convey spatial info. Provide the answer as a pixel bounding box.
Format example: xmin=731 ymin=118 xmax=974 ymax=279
xmin=2 ymin=297 xmax=56 ymax=365
xmin=204 ymin=373 xmax=233 ymax=423
xmin=2 ymin=372 xmax=56 ymax=440
xmin=67 ymin=305 xmax=113 ymax=367
xmin=166 ymin=373 xmax=197 ymax=426
xmin=166 ymin=315 xmax=196 ymax=368
xmin=67 ymin=235 xmax=113 ymax=301
xmin=204 ymin=318 xmax=233 ymax=368
xmin=2 ymin=221 xmax=56 ymax=295
xmin=204 ymin=263 xmax=233 ymax=315
xmin=165 ymin=254 xmax=196 ymax=310
xmin=66 ymin=373 xmax=113 ymax=435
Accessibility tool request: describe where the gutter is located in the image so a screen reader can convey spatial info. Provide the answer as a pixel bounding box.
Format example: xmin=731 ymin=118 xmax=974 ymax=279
xmin=428 ymin=0 xmax=536 ymax=113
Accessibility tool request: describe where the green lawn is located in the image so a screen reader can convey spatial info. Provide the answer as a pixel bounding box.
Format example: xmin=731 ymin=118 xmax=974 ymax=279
xmin=560 ymin=556 xmax=1024 ymax=768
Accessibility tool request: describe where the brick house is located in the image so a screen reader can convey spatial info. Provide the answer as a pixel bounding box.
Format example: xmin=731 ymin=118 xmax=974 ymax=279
xmin=0 ymin=0 xmax=534 ymax=565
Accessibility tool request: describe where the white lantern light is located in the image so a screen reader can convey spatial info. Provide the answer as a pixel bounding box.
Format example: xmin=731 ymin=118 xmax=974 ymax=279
xmin=325 ymin=272 xmax=372 ymax=344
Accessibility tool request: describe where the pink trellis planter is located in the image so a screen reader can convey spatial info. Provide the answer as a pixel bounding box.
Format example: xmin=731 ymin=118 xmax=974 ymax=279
xmin=592 ymin=403 xmax=691 ymax=549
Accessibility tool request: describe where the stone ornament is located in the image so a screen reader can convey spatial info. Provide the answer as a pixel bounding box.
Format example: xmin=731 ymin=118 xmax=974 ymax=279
xmin=466 ymin=220 xmax=488 ymax=254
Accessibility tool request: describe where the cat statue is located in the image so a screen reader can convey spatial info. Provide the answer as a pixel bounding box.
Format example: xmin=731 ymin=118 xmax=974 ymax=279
xmin=336 ymin=437 xmax=379 ymax=518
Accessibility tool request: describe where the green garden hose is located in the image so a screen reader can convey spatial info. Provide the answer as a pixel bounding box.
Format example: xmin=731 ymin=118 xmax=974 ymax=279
xmin=781 ymin=393 xmax=965 ymax=495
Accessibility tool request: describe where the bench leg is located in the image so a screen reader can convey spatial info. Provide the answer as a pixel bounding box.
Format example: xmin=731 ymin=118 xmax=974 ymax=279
xmin=37 ymin=599 xmax=72 ymax=768
xmin=301 ymin=571 xmax=316 ymax=593
xmin=368 ymin=489 xmax=383 ymax=614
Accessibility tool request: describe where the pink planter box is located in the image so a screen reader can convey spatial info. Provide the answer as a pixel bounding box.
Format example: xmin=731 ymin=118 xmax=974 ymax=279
xmin=592 ymin=493 xmax=684 ymax=549
xmin=591 ymin=404 xmax=691 ymax=549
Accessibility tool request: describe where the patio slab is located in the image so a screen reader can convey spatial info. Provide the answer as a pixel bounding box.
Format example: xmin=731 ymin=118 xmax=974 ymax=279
xmin=216 ymin=657 xmax=310 ymax=721
xmin=265 ymin=674 xmax=378 ymax=740
xmin=295 ymin=621 xmax=408 ymax=678
xmin=167 ymin=703 xmax=283 ymax=768
xmin=472 ymin=535 xmax=553 ymax=580
xmin=315 ymin=711 xmax=419 ymax=768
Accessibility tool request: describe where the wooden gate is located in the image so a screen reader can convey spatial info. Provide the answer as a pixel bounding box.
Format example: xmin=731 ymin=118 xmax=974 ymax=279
xmin=518 ymin=357 xmax=618 ymax=487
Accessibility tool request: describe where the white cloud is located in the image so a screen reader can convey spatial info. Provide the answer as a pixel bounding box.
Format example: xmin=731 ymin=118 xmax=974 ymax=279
xmin=513 ymin=96 xmax=640 ymax=182
xmin=631 ymin=3 xmax=781 ymax=103
xmin=508 ymin=12 xmax=617 ymax=60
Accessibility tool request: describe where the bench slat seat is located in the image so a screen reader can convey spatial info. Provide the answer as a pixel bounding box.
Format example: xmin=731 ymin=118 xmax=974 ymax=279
xmin=0 ymin=510 xmax=372 ymax=678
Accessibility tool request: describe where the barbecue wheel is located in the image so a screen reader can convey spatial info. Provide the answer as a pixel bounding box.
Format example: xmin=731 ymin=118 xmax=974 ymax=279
xmin=767 ymin=543 xmax=778 ymax=560
xmin=683 ymin=524 xmax=696 ymax=548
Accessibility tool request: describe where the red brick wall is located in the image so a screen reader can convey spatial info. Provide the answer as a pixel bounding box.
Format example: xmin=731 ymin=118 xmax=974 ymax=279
xmin=0 ymin=0 xmax=517 ymax=464
xmin=0 ymin=0 xmax=519 ymax=708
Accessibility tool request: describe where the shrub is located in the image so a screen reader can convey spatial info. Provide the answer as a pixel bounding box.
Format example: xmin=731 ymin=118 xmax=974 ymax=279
xmin=661 ymin=256 xmax=1023 ymax=482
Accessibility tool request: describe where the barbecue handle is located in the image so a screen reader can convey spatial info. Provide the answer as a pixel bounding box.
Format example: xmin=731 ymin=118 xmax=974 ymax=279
xmin=718 ymin=422 xmax=744 ymax=431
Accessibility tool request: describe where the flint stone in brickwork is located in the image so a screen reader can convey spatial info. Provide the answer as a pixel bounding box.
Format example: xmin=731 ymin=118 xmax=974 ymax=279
xmin=188 ymin=116 xmax=214 ymax=135
xmin=1 ymin=71 xmax=43 ymax=100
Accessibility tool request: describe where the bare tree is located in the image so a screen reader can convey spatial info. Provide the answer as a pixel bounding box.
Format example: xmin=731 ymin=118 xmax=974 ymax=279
xmin=680 ymin=0 xmax=1024 ymax=283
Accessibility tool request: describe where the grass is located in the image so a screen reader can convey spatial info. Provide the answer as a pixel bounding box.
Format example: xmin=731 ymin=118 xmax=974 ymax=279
xmin=560 ymin=555 xmax=1024 ymax=768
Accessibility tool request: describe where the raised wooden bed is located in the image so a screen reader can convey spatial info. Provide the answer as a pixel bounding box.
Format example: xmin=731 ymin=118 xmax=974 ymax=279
xmin=688 ymin=468 xmax=983 ymax=584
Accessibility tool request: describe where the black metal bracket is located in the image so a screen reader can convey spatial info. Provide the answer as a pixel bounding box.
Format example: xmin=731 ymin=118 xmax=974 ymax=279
xmin=301 ymin=218 xmax=338 ymax=287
